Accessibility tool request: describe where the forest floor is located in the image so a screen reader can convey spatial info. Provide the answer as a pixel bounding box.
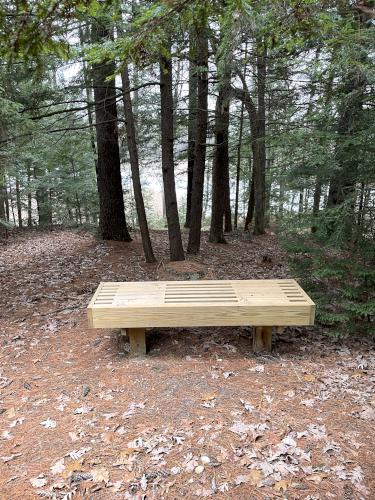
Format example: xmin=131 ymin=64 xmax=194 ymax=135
xmin=0 ymin=228 xmax=374 ymax=500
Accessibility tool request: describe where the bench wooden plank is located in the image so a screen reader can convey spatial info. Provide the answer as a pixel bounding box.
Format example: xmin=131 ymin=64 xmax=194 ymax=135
xmin=88 ymin=279 xmax=315 ymax=329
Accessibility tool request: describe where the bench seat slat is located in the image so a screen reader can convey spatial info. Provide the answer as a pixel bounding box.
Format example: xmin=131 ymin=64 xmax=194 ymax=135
xmin=88 ymin=279 xmax=315 ymax=328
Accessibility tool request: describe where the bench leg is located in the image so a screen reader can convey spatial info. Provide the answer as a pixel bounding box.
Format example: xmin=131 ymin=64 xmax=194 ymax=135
xmin=128 ymin=328 xmax=146 ymax=356
xmin=253 ymin=326 xmax=272 ymax=353
xmin=118 ymin=328 xmax=128 ymax=350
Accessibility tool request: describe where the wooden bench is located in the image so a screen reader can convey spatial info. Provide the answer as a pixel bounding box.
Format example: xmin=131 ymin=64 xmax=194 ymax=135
xmin=87 ymin=279 xmax=315 ymax=355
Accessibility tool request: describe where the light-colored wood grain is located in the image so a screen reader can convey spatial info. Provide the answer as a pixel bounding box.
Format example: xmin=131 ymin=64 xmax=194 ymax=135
xmin=128 ymin=328 xmax=146 ymax=356
xmin=253 ymin=326 xmax=273 ymax=352
xmin=87 ymin=279 xmax=315 ymax=328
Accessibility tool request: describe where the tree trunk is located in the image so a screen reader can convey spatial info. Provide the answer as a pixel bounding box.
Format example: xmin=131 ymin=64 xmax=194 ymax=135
xmin=159 ymin=46 xmax=185 ymax=261
xmin=234 ymin=99 xmax=244 ymax=229
xmin=122 ymin=63 xmax=156 ymax=263
xmin=224 ymin=168 xmax=232 ymax=232
xmin=4 ymin=184 xmax=10 ymax=221
xmin=357 ymin=182 xmax=365 ymax=227
xmin=209 ymin=79 xmax=230 ymax=243
xmin=70 ymin=158 xmax=82 ymax=225
xmin=278 ymin=169 xmax=285 ymax=218
xmin=327 ymin=67 xmax=365 ymax=240
xmin=312 ymin=178 xmax=322 ymax=215
xmin=187 ymin=22 xmax=209 ymax=254
xmin=203 ymin=164 xmax=210 ymax=219
xmin=8 ymin=183 xmax=16 ymax=225
xmin=253 ymin=45 xmax=267 ymax=235
xmin=185 ymin=34 xmax=197 ymax=228
xmin=15 ymin=176 xmax=22 ymax=228
xmin=91 ymin=18 xmax=131 ymax=241
xmin=79 ymin=25 xmax=98 ymax=175
xmin=298 ymin=189 xmax=304 ymax=215
xmin=245 ymin=160 xmax=254 ymax=230
xmin=27 ymin=164 xmax=32 ymax=226
xmin=34 ymin=168 xmax=52 ymax=227
xmin=304 ymin=189 xmax=310 ymax=212
xmin=0 ymin=171 xmax=5 ymax=221
xmin=233 ymin=44 xmax=267 ymax=236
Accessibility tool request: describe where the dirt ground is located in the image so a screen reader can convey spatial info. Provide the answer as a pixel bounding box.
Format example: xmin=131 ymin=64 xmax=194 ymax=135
xmin=0 ymin=228 xmax=374 ymax=499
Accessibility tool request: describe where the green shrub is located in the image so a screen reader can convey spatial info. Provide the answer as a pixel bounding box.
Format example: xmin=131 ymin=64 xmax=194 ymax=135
xmin=281 ymin=233 xmax=375 ymax=337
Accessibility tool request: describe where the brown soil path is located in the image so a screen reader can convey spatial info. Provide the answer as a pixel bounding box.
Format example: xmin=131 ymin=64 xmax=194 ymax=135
xmin=0 ymin=229 xmax=374 ymax=499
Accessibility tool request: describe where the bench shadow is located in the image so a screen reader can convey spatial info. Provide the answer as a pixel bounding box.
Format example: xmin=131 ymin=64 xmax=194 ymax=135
xmin=111 ymin=326 xmax=374 ymax=362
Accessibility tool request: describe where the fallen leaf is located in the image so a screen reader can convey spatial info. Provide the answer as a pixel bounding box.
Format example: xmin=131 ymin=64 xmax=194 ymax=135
xmin=4 ymin=407 xmax=16 ymax=419
xmin=195 ymin=465 xmax=204 ymax=474
xmin=248 ymin=365 xmax=265 ymax=373
xmin=51 ymin=458 xmax=65 ymax=475
xmin=61 ymin=459 xmax=84 ymax=480
xmin=40 ymin=418 xmax=57 ymax=429
xmin=202 ymin=392 xmax=217 ymax=402
xmin=110 ymin=480 xmax=123 ymax=492
xmin=30 ymin=475 xmax=47 ymax=488
xmin=140 ymin=474 xmax=148 ymax=490
xmin=91 ymin=467 xmax=110 ymax=483
xmin=74 ymin=406 xmax=93 ymax=415
xmin=301 ymin=399 xmax=315 ymax=407
xmin=359 ymin=407 xmax=375 ymax=421
xmin=1 ymin=453 xmax=21 ymax=463
xmin=101 ymin=432 xmax=115 ymax=444
xmin=229 ymin=421 xmax=251 ymax=435
xmin=1 ymin=430 xmax=12 ymax=440
xmin=274 ymin=479 xmax=291 ymax=492
xmin=67 ymin=447 xmax=91 ymax=459
xmin=235 ymin=469 xmax=263 ymax=486
xmin=248 ymin=469 xmax=263 ymax=486
xmin=306 ymin=473 xmax=326 ymax=484
xmin=113 ymin=448 xmax=140 ymax=466
xmin=303 ymin=374 xmax=316 ymax=382
xmin=68 ymin=432 xmax=80 ymax=442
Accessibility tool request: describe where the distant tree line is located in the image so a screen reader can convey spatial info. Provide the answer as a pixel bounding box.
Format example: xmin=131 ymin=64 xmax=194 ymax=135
xmin=0 ymin=0 xmax=374 ymax=263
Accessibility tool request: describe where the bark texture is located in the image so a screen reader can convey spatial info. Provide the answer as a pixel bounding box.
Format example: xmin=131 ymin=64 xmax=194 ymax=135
xmin=209 ymin=79 xmax=230 ymax=243
xmin=185 ymin=36 xmax=197 ymax=228
xmin=91 ymin=18 xmax=131 ymax=241
xmin=159 ymin=48 xmax=185 ymax=261
xmin=122 ymin=64 xmax=156 ymax=263
xmin=187 ymin=23 xmax=208 ymax=254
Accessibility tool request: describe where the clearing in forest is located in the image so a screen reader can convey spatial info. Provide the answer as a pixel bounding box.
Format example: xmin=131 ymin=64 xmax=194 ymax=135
xmin=0 ymin=230 xmax=374 ymax=499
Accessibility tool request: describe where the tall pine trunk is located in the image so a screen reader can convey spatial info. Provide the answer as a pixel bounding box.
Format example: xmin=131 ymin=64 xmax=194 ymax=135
xmin=15 ymin=176 xmax=22 ymax=228
xmin=253 ymin=45 xmax=267 ymax=235
xmin=27 ymin=164 xmax=32 ymax=226
xmin=313 ymin=177 xmax=322 ymax=215
xmin=327 ymin=73 xmax=363 ymax=210
xmin=209 ymin=79 xmax=230 ymax=243
xmin=34 ymin=167 xmax=52 ymax=227
xmin=0 ymin=171 xmax=5 ymax=221
xmin=122 ymin=64 xmax=156 ymax=263
xmin=245 ymin=161 xmax=255 ymax=230
xmin=326 ymin=8 xmax=366 ymax=241
xmin=187 ymin=22 xmax=208 ymax=254
xmin=79 ymin=25 xmax=98 ymax=175
xmin=4 ymin=184 xmax=9 ymax=221
xmin=91 ymin=18 xmax=131 ymax=241
xmin=184 ymin=35 xmax=197 ymax=228
xmin=234 ymin=99 xmax=244 ymax=229
xmin=234 ymin=43 xmax=267 ymax=236
xmin=224 ymin=169 xmax=232 ymax=232
xmin=159 ymin=46 xmax=185 ymax=261
xmin=298 ymin=189 xmax=304 ymax=215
